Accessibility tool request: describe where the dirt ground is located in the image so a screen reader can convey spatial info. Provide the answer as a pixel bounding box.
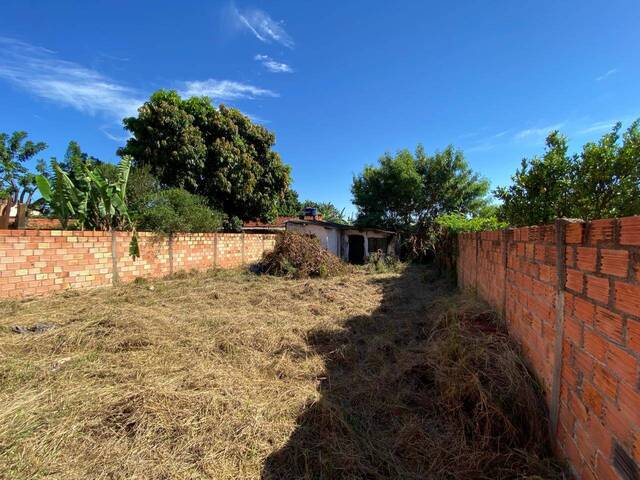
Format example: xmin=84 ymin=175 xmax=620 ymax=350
xmin=0 ymin=266 xmax=562 ymax=480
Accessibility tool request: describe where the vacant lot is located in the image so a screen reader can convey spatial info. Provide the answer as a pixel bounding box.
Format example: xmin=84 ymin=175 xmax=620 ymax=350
xmin=0 ymin=266 xmax=563 ymax=479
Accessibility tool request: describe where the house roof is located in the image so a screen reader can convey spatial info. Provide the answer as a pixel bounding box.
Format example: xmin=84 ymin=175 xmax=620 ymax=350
xmin=243 ymin=216 xmax=294 ymax=227
xmin=242 ymin=216 xmax=294 ymax=231
xmin=285 ymin=218 xmax=395 ymax=235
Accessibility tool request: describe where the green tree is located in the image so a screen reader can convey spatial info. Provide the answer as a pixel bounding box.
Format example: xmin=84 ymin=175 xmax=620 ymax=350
xmin=59 ymin=141 xmax=118 ymax=184
xmin=276 ymin=188 xmax=302 ymax=216
xmin=494 ymin=132 xmax=573 ymax=226
xmin=352 ymin=144 xmax=490 ymax=231
xmin=572 ymin=121 xmax=640 ymax=219
xmin=118 ymin=90 xmax=291 ymax=221
xmin=136 ymin=188 xmax=225 ymax=234
xmin=495 ymin=121 xmax=640 ymax=226
xmin=0 ymin=131 xmax=47 ymax=228
xmin=352 ymin=148 xmax=423 ymax=230
xmin=126 ymin=165 xmax=161 ymax=219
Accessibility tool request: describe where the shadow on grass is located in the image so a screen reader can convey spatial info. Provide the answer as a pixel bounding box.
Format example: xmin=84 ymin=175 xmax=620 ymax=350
xmin=261 ymin=264 xmax=563 ymax=480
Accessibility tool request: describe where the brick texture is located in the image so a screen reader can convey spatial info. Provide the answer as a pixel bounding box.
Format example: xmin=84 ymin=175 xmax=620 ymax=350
xmin=0 ymin=230 xmax=276 ymax=299
xmin=458 ymin=216 xmax=640 ymax=480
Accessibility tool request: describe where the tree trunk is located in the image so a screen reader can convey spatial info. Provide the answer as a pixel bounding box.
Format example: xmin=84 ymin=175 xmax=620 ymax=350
xmin=16 ymin=202 xmax=27 ymax=229
xmin=0 ymin=199 xmax=12 ymax=229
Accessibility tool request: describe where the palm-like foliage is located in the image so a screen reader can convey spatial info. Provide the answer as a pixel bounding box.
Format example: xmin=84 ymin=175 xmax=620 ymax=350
xmin=36 ymin=155 xmax=134 ymax=231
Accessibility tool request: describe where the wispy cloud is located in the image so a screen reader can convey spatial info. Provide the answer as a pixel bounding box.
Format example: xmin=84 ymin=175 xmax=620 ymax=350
xmin=514 ymin=123 xmax=565 ymax=140
xmin=233 ymin=7 xmax=294 ymax=48
xmin=596 ymin=68 xmax=618 ymax=82
xmin=254 ymin=54 xmax=293 ymax=73
xmin=463 ymin=129 xmax=510 ymax=152
xmin=180 ymin=79 xmax=278 ymax=100
xmin=99 ymin=125 xmax=131 ymax=143
xmin=0 ymin=37 xmax=143 ymax=120
xmin=577 ymin=120 xmax=618 ymax=135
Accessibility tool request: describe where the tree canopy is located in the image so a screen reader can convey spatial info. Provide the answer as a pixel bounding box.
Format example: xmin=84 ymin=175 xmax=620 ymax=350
xmin=495 ymin=121 xmax=640 ymax=226
xmin=352 ymin=144 xmax=490 ymax=231
xmin=0 ymin=131 xmax=47 ymax=228
xmin=118 ymin=90 xmax=291 ymax=222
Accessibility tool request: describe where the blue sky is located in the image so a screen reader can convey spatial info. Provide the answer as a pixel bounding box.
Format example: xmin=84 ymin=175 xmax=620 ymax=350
xmin=1 ymin=1 xmax=639 ymax=216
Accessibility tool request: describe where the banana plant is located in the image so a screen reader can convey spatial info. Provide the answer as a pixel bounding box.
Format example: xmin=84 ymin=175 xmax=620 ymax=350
xmin=35 ymin=160 xmax=81 ymax=229
xmin=36 ymin=155 xmax=139 ymax=257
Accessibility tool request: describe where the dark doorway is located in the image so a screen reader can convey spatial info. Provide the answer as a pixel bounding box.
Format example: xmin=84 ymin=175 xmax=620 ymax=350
xmin=348 ymin=235 xmax=365 ymax=264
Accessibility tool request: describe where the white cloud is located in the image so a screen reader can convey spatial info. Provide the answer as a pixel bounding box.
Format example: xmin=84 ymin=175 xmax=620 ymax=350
xmin=515 ymin=123 xmax=565 ymax=140
xmin=254 ymin=54 xmax=293 ymax=73
xmin=596 ymin=68 xmax=618 ymax=82
xmin=180 ymin=79 xmax=278 ymax=100
xmin=99 ymin=125 xmax=131 ymax=143
xmin=233 ymin=7 xmax=294 ymax=48
xmin=577 ymin=120 xmax=618 ymax=135
xmin=0 ymin=37 xmax=143 ymax=120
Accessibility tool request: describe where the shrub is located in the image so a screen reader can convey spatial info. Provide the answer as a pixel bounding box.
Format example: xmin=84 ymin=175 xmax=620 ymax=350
xmin=435 ymin=212 xmax=507 ymax=233
xmin=136 ymin=188 xmax=225 ymax=234
xmin=260 ymin=232 xmax=349 ymax=278
xmin=366 ymin=250 xmax=403 ymax=273
xmin=433 ymin=213 xmax=507 ymax=279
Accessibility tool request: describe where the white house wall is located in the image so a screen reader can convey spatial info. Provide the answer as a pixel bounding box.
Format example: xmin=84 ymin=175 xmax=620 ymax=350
xmin=287 ymin=223 xmax=340 ymax=256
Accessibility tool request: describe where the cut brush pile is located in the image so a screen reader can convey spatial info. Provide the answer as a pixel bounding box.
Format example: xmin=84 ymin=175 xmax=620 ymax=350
xmin=259 ymin=231 xmax=349 ymax=278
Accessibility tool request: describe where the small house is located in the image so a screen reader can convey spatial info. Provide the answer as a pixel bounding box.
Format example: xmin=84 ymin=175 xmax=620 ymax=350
xmin=285 ymin=207 xmax=397 ymax=264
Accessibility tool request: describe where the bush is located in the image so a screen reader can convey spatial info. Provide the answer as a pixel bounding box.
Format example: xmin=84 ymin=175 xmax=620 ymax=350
xmin=435 ymin=212 xmax=507 ymax=233
xmin=366 ymin=250 xmax=403 ymax=273
xmin=260 ymin=232 xmax=349 ymax=278
xmin=432 ymin=213 xmax=507 ymax=279
xmin=136 ymin=188 xmax=225 ymax=234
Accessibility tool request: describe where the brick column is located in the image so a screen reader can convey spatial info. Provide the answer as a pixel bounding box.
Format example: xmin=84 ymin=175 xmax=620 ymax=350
xmin=168 ymin=233 xmax=174 ymax=275
xmin=213 ymin=232 xmax=218 ymax=267
xmin=550 ymin=218 xmax=570 ymax=439
xmin=241 ymin=232 xmax=245 ymax=265
xmin=111 ymin=229 xmax=119 ymax=285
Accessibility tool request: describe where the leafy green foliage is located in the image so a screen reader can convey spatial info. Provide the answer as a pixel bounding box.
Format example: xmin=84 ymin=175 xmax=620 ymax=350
xmin=366 ymin=251 xmax=403 ymax=273
xmin=119 ymin=90 xmax=291 ymax=221
xmin=36 ymin=156 xmax=134 ymax=231
xmin=435 ymin=212 xmax=507 ymax=233
xmin=352 ymin=144 xmax=490 ymax=258
xmin=0 ymin=131 xmax=47 ymax=227
xmin=352 ymin=144 xmax=490 ymax=231
xmin=276 ymin=189 xmax=302 ymax=216
xmin=572 ymin=121 xmax=640 ymax=219
xmin=352 ymin=148 xmax=423 ymax=229
xmin=126 ymin=165 xmax=161 ymax=218
xmin=495 ymin=121 xmax=640 ymax=226
xmin=59 ymin=141 xmax=118 ymax=184
xmin=136 ymin=188 xmax=225 ymax=234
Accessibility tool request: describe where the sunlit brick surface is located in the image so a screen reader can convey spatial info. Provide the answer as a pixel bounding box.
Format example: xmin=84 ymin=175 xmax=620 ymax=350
xmin=458 ymin=216 xmax=640 ymax=480
xmin=0 ymin=230 xmax=276 ymax=299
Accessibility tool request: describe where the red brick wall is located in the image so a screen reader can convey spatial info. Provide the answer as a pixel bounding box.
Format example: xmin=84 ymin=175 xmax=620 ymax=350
xmin=0 ymin=230 xmax=276 ymax=299
xmin=458 ymin=216 xmax=640 ymax=480
xmin=8 ymin=216 xmax=64 ymax=229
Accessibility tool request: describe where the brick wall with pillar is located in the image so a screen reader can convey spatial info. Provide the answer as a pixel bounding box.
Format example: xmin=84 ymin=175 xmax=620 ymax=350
xmin=0 ymin=230 xmax=277 ymax=299
xmin=457 ymin=216 xmax=640 ymax=480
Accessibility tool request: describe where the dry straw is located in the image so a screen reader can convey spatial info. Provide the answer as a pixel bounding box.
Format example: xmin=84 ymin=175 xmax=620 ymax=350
xmin=0 ymin=265 xmax=565 ymax=479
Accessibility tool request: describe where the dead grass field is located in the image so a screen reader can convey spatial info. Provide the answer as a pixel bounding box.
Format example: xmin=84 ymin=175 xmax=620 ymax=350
xmin=0 ymin=266 xmax=564 ymax=480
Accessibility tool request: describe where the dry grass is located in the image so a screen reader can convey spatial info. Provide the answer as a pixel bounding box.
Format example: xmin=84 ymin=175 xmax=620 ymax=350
xmin=0 ymin=266 xmax=564 ymax=479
